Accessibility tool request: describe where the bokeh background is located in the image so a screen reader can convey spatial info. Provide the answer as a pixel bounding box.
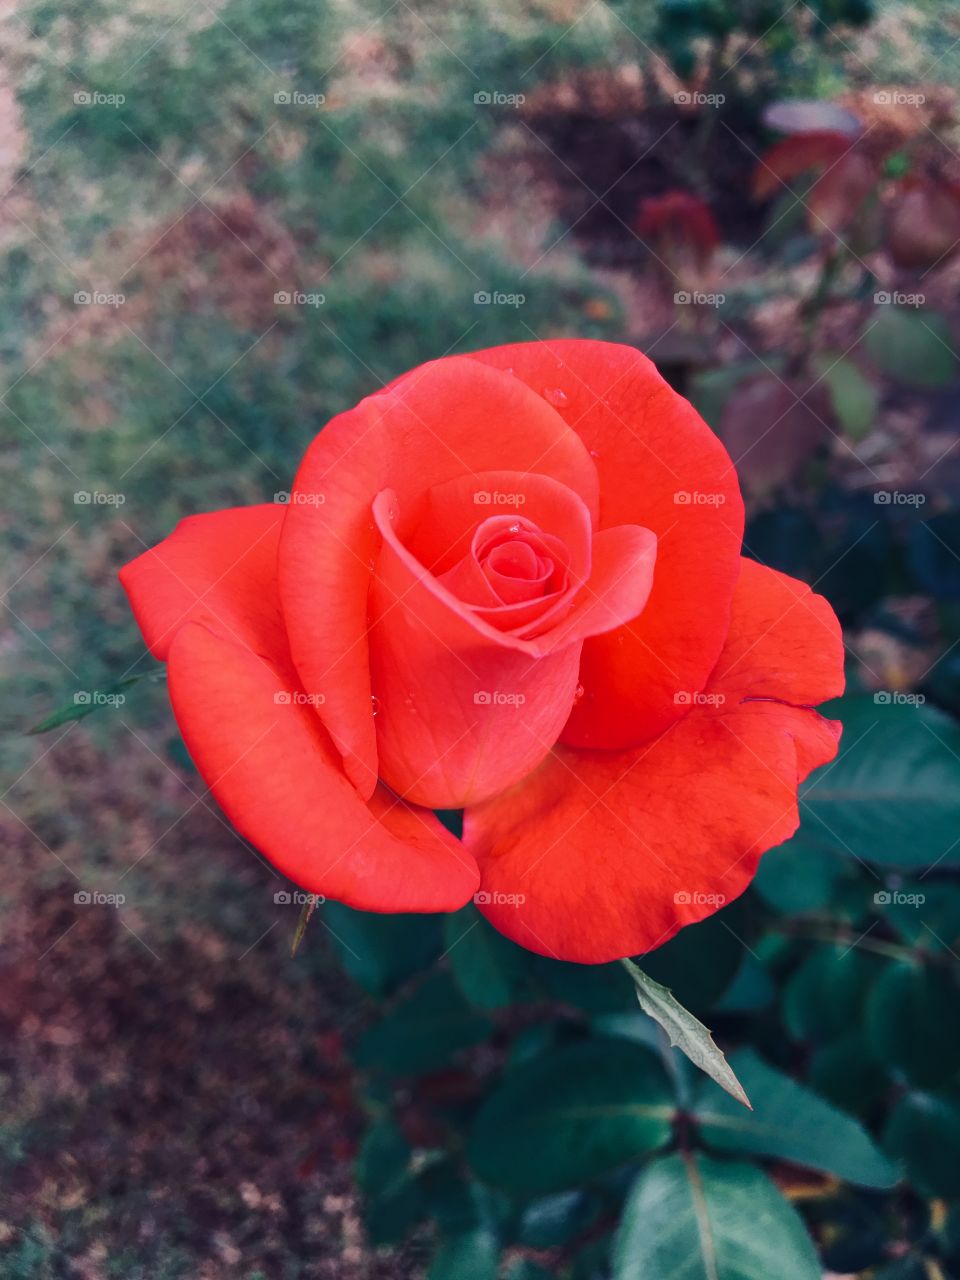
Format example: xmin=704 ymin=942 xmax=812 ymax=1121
xmin=2 ymin=0 xmax=960 ymax=1276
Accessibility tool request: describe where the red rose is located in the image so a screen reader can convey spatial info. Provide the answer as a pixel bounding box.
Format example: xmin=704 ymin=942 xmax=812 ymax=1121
xmin=120 ymin=340 xmax=843 ymax=963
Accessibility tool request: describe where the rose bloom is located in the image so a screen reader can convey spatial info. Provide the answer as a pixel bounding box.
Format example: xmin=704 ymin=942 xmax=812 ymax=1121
xmin=120 ymin=340 xmax=843 ymax=963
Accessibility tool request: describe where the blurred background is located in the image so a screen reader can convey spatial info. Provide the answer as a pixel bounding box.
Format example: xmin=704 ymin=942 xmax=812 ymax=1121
xmin=2 ymin=0 xmax=960 ymax=1276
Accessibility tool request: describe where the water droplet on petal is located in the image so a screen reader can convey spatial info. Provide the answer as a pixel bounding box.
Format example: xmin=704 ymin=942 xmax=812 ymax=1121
xmin=573 ymin=683 xmax=585 ymax=704
xmin=543 ymin=387 xmax=568 ymax=408
xmin=589 ymin=448 xmax=600 ymax=458
xmin=504 ymin=366 xmax=514 ymax=375
xmin=370 ymin=694 xmax=381 ymax=716
xmin=508 ymin=522 xmax=521 ymax=534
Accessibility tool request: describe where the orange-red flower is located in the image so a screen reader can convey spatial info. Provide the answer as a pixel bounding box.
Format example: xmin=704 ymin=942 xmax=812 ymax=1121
xmin=120 ymin=340 xmax=843 ymax=963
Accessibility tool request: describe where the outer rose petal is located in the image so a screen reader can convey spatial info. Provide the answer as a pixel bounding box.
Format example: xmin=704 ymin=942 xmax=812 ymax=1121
xmin=119 ymin=504 xmax=287 ymax=660
xmin=467 ymin=340 xmax=744 ymax=748
xmin=279 ymin=356 xmax=601 ymax=799
xmin=168 ymin=622 xmax=479 ymax=912
xmin=463 ymin=560 xmax=843 ymax=963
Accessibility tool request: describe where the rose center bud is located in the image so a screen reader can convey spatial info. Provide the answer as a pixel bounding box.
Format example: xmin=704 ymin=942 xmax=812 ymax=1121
xmin=365 ymin=470 xmax=657 ymax=809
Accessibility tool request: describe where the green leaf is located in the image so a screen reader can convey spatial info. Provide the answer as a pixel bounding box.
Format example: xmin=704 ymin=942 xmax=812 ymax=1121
xmin=443 ymin=906 xmax=529 ymax=1009
xmin=322 ymin=903 xmax=443 ymax=995
xmin=753 ymin=834 xmax=854 ymax=914
xmin=622 ymin=960 xmax=750 ymax=1109
xmin=517 ymin=1190 xmax=597 ymax=1249
xmin=428 ymin=1227 xmax=499 ymax=1280
xmin=693 ymin=1049 xmax=900 ymax=1188
xmin=863 ymin=307 xmax=956 ymax=388
xmin=631 ymin=908 xmax=745 ymax=1014
xmin=813 ymin=353 xmax=878 ymax=439
xmin=809 ymin=1035 xmax=888 ymax=1117
xmin=506 ymin=1263 xmax=556 ymax=1280
xmin=784 ymin=945 xmax=879 ymax=1043
xmin=467 ymin=1039 xmax=675 ymax=1193
xmin=355 ymin=1118 xmax=423 ymax=1245
xmin=612 ymin=1153 xmax=821 ymax=1280
xmin=883 ymin=1092 xmax=960 ymax=1198
xmin=798 ymin=695 xmax=960 ymax=868
xmin=865 ymin=960 xmax=960 ymax=1088
xmin=28 ymin=669 xmax=166 ymax=734
xmin=356 ymin=972 xmax=492 ymax=1076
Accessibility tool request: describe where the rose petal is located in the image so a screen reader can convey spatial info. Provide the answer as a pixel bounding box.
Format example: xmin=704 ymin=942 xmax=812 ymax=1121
xmin=462 ymin=560 xmax=841 ymax=962
xmin=119 ymin=504 xmax=287 ymax=662
xmin=279 ymin=357 xmax=601 ymax=799
xmin=368 ymin=488 xmax=655 ymax=808
xmin=467 ymin=340 xmax=744 ymax=749
xmin=168 ymin=621 xmax=479 ymax=912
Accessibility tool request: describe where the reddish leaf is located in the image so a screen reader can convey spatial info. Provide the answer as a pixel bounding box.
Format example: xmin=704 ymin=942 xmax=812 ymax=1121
xmin=753 ymin=132 xmax=852 ymax=200
xmin=887 ymin=177 xmax=960 ymax=270
xmin=808 ymin=152 xmax=878 ymax=235
xmin=718 ymin=374 xmax=828 ymax=496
